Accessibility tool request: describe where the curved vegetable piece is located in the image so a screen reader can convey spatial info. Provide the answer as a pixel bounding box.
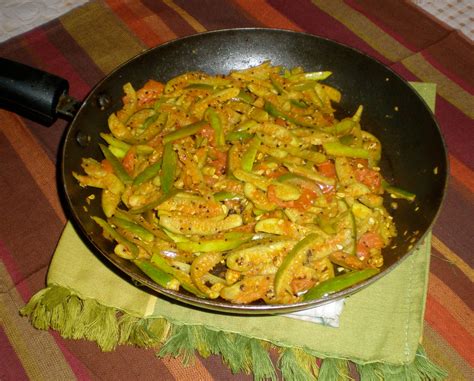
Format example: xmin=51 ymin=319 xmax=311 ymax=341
xmin=133 ymin=259 xmax=180 ymax=290
xmin=244 ymin=183 xmax=276 ymax=211
xmin=163 ymin=120 xmax=207 ymax=144
xmin=233 ymin=169 xmax=272 ymax=191
xmin=109 ymin=216 xmax=154 ymax=242
xmin=288 ymin=71 xmax=332 ymax=81
xmin=241 ymin=137 xmax=261 ymax=172
xmin=116 ymin=82 xmax=137 ymax=122
xmin=329 ymin=251 xmax=367 ymax=270
xmin=108 ymin=113 xmax=137 ymax=143
xmin=99 ymin=144 xmax=133 ymax=185
xmin=128 ymin=189 xmax=178 ymax=214
xmin=150 ymin=254 xmax=206 ymax=297
xmin=157 ymin=192 xmax=224 ymax=218
xmin=303 ymin=268 xmax=379 ymax=301
xmin=205 ymin=108 xmax=225 ymax=146
xmin=92 ymin=216 xmax=138 ymax=257
xmin=274 ymin=233 xmax=320 ymax=298
xmin=264 ymin=101 xmax=314 ymax=128
xmin=159 ymin=214 xmax=242 ymax=236
xmin=283 ymin=163 xmax=335 ymax=186
xmin=249 ymin=120 xmax=301 ymax=147
xmin=133 ymin=161 xmax=161 ymax=186
xmin=220 ymin=275 xmax=273 ymax=304
xmin=190 ymin=252 xmax=223 ymax=298
xmin=177 ymin=233 xmax=251 ymax=253
xmin=226 ymin=239 xmax=295 ymax=272
xmin=191 ymin=87 xmax=240 ymax=119
xmin=255 ymin=218 xmax=316 ymax=239
xmin=382 ymin=180 xmax=416 ymax=201
xmin=323 ymin=141 xmax=370 ymax=159
xmin=160 ymin=142 xmax=177 ymax=194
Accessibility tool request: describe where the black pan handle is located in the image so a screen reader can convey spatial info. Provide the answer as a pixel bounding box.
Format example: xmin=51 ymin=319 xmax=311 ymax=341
xmin=0 ymin=57 xmax=80 ymax=125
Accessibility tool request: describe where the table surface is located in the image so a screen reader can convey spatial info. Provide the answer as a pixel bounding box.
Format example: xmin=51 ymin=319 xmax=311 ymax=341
xmin=0 ymin=1 xmax=472 ymax=380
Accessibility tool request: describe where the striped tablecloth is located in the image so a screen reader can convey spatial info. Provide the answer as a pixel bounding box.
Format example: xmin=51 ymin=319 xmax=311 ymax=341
xmin=0 ymin=1 xmax=472 ymax=380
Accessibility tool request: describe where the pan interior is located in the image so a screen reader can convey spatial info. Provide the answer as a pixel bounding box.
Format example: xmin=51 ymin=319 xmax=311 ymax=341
xmin=61 ymin=29 xmax=447 ymax=314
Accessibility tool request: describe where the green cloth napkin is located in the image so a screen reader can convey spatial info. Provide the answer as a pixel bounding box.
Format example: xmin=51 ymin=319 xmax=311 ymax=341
xmin=21 ymin=83 xmax=447 ymax=380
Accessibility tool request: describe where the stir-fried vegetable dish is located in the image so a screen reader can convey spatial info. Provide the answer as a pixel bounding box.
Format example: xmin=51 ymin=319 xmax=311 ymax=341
xmin=74 ymin=61 xmax=415 ymax=304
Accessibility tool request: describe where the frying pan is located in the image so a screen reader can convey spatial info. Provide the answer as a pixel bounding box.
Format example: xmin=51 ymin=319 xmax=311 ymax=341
xmin=0 ymin=28 xmax=447 ymax=314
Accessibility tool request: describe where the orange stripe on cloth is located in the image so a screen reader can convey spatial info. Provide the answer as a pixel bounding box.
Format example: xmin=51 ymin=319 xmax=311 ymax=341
xmin=423 ymin=323 xmax=474 ymax=381
xmin=428 ymin=274 xmax=474 ymax=337
xmin=104 ymin=0 xmax=179 ymax=47
xmin=0 ymin=111 xmax=65 ymax=224
xmin=162 ymin=0 xmax=206 ymax=33
xmin=0 ymin=262 xmax=78 ymax=380
xmin=312 ymin=0 xmax=413 ymax=62
xmin=104 ymin=0 xmax=166 ymax=47
xmin=425 ymin=294 xmax=474 ymax=366
xmin=233 ymin=0 xmax=303 ymax=30
xmin=449 ymin=154 xmax=474 ymax=194
xmin=431 ymin=235 xmax=474 ymax=283
xmin=162 ymin=356 xmax=213 ymax=380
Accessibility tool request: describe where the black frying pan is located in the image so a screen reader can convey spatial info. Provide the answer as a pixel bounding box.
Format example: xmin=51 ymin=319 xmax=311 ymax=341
xmin=0 ymin=29 xmax=448 ymax=314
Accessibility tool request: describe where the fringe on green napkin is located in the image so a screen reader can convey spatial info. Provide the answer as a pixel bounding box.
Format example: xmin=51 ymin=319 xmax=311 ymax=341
xmin=20 ymin=83 xmax=447 ymax=380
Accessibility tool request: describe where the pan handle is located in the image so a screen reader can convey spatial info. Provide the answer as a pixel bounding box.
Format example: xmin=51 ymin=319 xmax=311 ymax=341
xmin=0 ymin=58 xmax=80 ymax=126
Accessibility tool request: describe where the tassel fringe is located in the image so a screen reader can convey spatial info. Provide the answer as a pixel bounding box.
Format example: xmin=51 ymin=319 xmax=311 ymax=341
xmin=20 ymin=285 xmax=447 ymax=381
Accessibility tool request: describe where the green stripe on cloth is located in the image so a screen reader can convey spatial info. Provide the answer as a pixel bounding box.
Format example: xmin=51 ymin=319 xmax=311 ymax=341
xmin=60 ymin=1 xmax=146 ymax=74
xmin=20 ymin=83 xmax=447 ymax=380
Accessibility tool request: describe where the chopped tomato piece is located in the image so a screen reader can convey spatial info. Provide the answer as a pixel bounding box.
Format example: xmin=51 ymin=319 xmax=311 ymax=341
xmin=209 ymin=149 xmax=227 ymax=175
xmin=355 ymin=167 xmax=382 ymax=192
xmin=267 ymin=185 xmax=291 ymax=208
xmin=317 ymin=160 xmax=336 ymax=178
xmin=275 ymin=118 xmax=286 ymax=126
xmin=292 ymin=187 xmax=318 ymax=210
xmin=357 ymin=232 xmax=384 ymax=259
xmin=267 ymin=185 xmax=318 ymax=211
xmin=200 ymin=124 xmax=215 ymax=145
xmin=266 ymin=166 xmax=289 ymax=178
xmin=122 ymin=148 xmax=136 ymax=175
xmin=101 ymin=159 xmax=114 ymax=173
xmin=136 ymin=80 xmax=165 ymax=106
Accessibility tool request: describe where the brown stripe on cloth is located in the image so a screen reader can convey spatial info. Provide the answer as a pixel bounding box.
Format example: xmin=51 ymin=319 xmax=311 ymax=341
xmin=0 ymin=132 xmax=63 ymax=277
xmin=0 ymin=255 xmax=78 ymax=380
xmin=0 ymin=111 xmax=65 ymax=223
xmin=0 ymin=327 xmax=29 ymax=380
xmin=267 ymin=0 xmax=390 ymax=63
xmin=105 ymin=0 xmax=178 ymax=46
xmin=432 ymin=179 xmax=474 ymax=268
xmin=44 ymin=20 xmax=105 ymax=87
xmin=312 ymin=0 xmax=413 ymax=62
xmin=429 ymin=247 xmax=473 ymax=310
xmin=432 ymin=235 xmax=473 ymax=282
xmin=425 ymin=294 xmax=473 ymax=364
xmin=423 ymin=324 xmax=474 ymax=381
xmin=232 ymin=0 xmax=303 ymax=31
xmin=141 ymin=0 xmax=198 ymax=36
xmin=174 ymin=0 xmax=258 ymax=29
xmin=390 ymin=63 xmax=474 ymax=171
xmin=423 ymin=32 xmax=474 ymax=93
xmin=60 ymin=1 xmax=146 ymax=75
xmin=344 ymin=0 xmax=451 ymax=51
xmin=449 ymin=154 xmax=474 ymax=194
xmin=56 ymin=337 xmax=178 ymax=380
xmin=161 ymin=0 xmax=207 ymax=32
xmin=428 ymin=274 xmax=474 ymax=337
